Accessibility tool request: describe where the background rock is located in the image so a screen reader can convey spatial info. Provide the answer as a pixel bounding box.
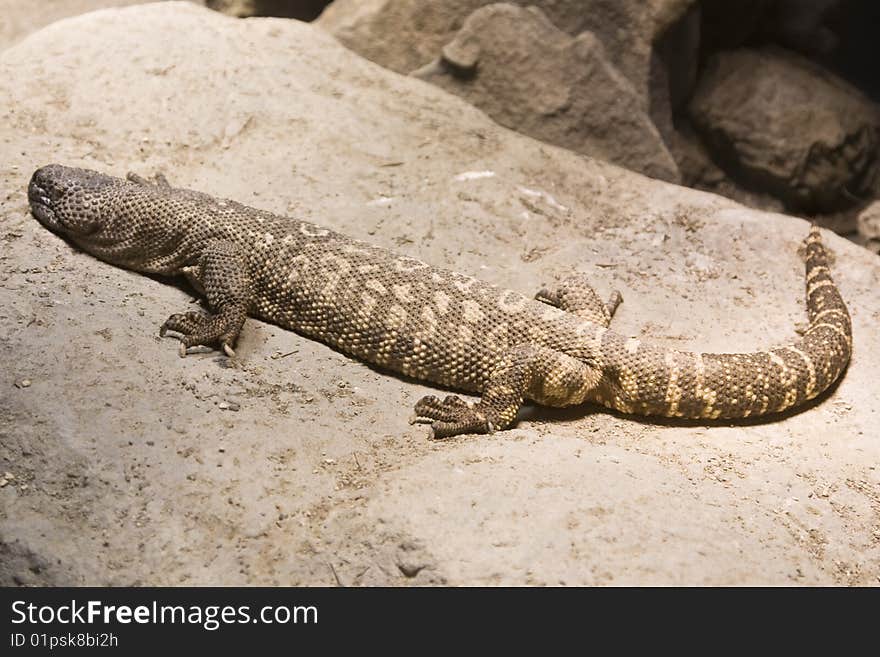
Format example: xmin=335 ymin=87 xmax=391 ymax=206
xmin=856 ymin=201 xmax=880 ymax=254
xmin=311 ymin=0 xmax=880 ymax=238
xmin=667 ymin=123 xmax=786 ymax=214
xmin=654 ymin=2 xmax=701 ymax=114
xmin=413 ymin=4 xmax=680 ymax=183
xmin=318 ymin=0 xmax=696 ymax=103
xmin=1 ymin=2 xmax=878 ymax=585
xmin=689 ymin=46 xmax=880 ymax=213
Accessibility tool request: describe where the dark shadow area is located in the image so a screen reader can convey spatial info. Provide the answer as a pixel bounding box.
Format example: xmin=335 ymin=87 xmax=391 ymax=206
xmin=697 ymin=0 xmax=879 ymax=103
xmin=208 ymin=0 xmax=333 ymax=22
xmin=822 ymin=0 xmax=880 ymax=102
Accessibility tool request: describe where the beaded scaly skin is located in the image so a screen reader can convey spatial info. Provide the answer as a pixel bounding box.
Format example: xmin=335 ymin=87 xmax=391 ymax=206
xmin=28 ymin=165 xmax=853 ymax=438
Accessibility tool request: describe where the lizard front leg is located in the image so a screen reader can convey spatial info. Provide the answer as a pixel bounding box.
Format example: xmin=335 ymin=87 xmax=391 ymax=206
xmin=160 ymin=239 xmax=253 ymax=357
xmin=412 ymin=344 xmax=601 ymax=439
xmin=126 ymin=171 xmax=171 ymax=189
xmin=536 ymin=273 xmax=622 ymax=327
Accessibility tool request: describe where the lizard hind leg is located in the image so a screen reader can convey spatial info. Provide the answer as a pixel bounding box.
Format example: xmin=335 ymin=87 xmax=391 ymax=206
xmin=411 ymin=345 xmax=601 ymax=439
xmin=536 ymin=273 xmax=622 ymax=327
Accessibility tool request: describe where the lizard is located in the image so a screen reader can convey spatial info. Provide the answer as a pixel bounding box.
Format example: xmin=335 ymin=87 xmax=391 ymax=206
xmin=27 ymin=164 xmax=853 ymax=438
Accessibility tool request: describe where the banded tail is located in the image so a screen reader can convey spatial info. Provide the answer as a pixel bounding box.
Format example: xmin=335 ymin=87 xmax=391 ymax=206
xmin=598 ymin=227 xmax=852 ymax=419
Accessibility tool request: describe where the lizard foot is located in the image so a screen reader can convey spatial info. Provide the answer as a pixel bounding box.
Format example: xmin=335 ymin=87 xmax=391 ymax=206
xmin=127 ymin=171 xmax=171 ymax=189
xmin=411 ymin=395 xmax=493 ymax=439
xmin=534 ymin=274 xmax=621 ymax=326
xmin=160 ymin=310 xmax=239 ymax=357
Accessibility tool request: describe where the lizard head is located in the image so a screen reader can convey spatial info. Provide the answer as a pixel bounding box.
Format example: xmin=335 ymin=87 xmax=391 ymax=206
xmin=28 ymin=164 xmax=119 ymax=237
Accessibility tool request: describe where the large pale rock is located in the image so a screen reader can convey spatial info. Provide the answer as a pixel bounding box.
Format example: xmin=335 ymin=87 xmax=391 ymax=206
xmin=414 ymin=4 xmax=680 ymax=183
xmin=1 ymin=2 xmax=878 ymax=586
xmin=689 ymin=46 xmax=880 ymax=213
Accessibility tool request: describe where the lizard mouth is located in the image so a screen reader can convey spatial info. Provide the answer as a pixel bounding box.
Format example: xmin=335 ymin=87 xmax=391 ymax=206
xmin=27 ymin=179 xmax=60 ymax=230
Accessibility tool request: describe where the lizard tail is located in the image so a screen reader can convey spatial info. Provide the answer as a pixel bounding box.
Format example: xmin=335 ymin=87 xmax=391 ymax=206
xmin=596 ymin=226 xmax=852 ymax=419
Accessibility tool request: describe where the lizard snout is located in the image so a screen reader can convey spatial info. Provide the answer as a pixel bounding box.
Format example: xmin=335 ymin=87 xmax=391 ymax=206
xmin=28 ymin=164 xmax=111 ymax=236
xmin=28 ymin=166 xmax=62 ymax=229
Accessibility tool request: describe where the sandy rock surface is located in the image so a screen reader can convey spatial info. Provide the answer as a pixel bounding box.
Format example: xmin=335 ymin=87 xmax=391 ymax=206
xmin=1 ymin=2 xmax=879 ymax=585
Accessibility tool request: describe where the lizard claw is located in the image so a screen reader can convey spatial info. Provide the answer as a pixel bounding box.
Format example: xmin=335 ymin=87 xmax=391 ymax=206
xmin=412 ymin=394 xmax=492 ymax=439
xmin=160 ymin=307 xmax=245 ymax=358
